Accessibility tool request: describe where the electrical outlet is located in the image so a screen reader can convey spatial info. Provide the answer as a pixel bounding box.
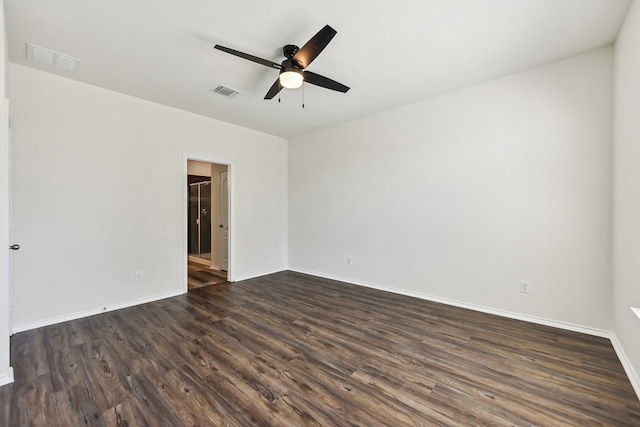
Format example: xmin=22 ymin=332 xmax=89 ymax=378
xmin=520 ymin=280 xmax=530 ymax=294
xmin=135 ymin=271 xmax=143 ymax=282
xmin=346 ymin=256 xmax=353 ymax=266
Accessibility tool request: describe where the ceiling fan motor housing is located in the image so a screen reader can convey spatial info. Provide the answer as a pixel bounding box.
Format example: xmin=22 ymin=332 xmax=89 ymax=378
xmin=283 ymin=44 xmax=300 ymax=59
xmin=280 ymin=58 xmax=296 ymax=70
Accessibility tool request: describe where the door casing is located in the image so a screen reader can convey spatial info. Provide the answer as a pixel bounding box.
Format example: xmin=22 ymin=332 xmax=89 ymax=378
xmin=183 ymin=156 xmax=232 ymax=292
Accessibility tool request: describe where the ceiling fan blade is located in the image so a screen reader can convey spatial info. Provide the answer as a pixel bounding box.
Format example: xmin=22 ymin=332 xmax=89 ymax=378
xmin=214 ymin=45 xmax=282 ymax=69
xmin=264 ymin=78 xmax=282 ymax=100
xmin=292 ymin=25 xmax=337 ymax=69
xmin=304 ymin=71 xmax=350 ymax=93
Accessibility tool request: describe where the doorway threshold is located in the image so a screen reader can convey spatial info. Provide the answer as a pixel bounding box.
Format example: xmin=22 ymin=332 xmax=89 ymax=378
xmin=188 ymin=255 xmax=211 ymax=266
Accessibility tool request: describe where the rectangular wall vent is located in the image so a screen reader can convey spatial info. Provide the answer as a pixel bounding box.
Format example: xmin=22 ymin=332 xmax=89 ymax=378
xmin=211 ymin=85 xmax=241 ymax=98
xmin=26 ymin=43 xmax=79 ymax=72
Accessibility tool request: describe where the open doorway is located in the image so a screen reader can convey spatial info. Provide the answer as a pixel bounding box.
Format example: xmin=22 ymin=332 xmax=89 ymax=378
xmin=187 ymin=159 xmax=229 ymax=290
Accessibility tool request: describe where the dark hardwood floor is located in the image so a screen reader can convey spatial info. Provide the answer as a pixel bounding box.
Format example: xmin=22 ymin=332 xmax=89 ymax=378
xmin=1 ymin=271 xmax=639 ymax=426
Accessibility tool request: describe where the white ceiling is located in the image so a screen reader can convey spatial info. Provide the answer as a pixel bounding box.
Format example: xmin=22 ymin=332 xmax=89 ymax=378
xmin=4 ymin=0 xmax=631 ymax=138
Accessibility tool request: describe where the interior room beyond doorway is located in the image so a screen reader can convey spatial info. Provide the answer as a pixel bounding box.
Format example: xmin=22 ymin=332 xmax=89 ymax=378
xmin=187 ymin=159 xmax=228 ymax=290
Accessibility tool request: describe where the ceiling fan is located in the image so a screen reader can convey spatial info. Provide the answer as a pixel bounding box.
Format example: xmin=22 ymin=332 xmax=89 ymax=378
xmin=214 ymin=25 xmax=350 ymax=100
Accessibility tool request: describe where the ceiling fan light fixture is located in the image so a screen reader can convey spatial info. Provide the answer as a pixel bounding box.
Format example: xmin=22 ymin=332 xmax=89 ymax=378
xmin=279 ymin=69 xmax=303 ymax=89
xmin=214 ymin=25 xmax=349 ymax=100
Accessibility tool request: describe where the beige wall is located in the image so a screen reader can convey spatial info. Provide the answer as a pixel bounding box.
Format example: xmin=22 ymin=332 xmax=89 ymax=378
xmin=209 ymin=163 xmax=227 ymax=270
xmin=187 ymin=159 xmax=212 ymax=177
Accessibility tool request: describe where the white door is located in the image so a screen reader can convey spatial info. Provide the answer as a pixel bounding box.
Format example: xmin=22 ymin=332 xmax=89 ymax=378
xmin=6 ymin=107 xmax=14 ymax=334
xmin=218 ymin=170 xmax=229 ymax=272
xmin=1 ymin=99 xmax=15 ymax=385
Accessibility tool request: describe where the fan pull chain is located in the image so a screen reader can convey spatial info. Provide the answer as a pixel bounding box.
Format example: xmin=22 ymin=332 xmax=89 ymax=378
xmin=302 ymin=82 xmax=305 ymax=109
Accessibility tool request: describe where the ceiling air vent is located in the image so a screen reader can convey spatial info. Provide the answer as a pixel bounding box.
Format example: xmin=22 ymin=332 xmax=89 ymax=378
xmin=26 ymin=43 xmax=79 ymax=72
xmin=211 ymin=85 xmax=240 ymax=98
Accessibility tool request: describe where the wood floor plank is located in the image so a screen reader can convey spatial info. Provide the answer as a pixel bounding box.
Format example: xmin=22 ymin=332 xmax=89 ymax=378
xmin=125 ymin=368 xmax=187 ymax=427
xmin=5 ymin=374 xmax=53 ymax=427
xmin=10 ymin=329 xmax=50 ymax=384
xmin=2 ymin=270 xmax=640 ymax=425
xmin=101 ymin=398 xmax=159 ymax=427
xmin=188 ymin=261 xmax=228 ymax=290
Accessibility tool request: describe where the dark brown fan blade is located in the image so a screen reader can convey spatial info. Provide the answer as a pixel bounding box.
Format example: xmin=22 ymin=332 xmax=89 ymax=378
xmin=292 ymin=25 xmax=337 ymax=69
xmin=264 ymin=78 xmax=282 ymax=99
xmin=304 ymin=71 xmax=350 ymax=93
xmin=214 ymin=45 xmax=282 ymax=69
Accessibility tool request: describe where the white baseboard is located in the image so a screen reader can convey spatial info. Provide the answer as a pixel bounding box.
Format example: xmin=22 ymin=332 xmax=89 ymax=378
xmin=233 ymin=268 xmax=287 ymax=283
xmin=0 ymin=367 xmax=14 ymax=387
xmin=289 ymin=268 xmax=640 ymax=400
xmin=609 ymin=334 xmax=640 ymax=399
xmin=290 ymin=268 xmax=611 ymax=337
xmin=10 ymin=268 xmax=287 ymax=334
xmin=12 ymin=290 xmax=185 ymax=334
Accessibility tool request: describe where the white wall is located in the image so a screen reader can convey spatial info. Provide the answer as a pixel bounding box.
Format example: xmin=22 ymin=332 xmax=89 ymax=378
xmin=9 ymin=64 xmax=288 ymax=330
xmin=614 ymin=0 xmax=640 ymax=394
xmin=290 ymin=48 xmax=613 ymax=331
xmin=0 ymin=0 xmax=13 ymax=387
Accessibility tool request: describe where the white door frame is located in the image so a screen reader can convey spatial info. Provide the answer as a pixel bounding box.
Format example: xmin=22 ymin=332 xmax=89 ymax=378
xmin=6 ymin=103 xmax=13 ymax=336
xmin=183 ymin=156 xmax=233 ymax=292
xmin=218 ymin=169 xmax=229 ymax=272
xmin=1 ymin=98 xmax=14 ymax=386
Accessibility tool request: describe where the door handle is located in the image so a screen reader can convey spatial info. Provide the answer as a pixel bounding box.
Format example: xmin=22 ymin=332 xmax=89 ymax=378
xmin=219 ymin=224 xmax=223 ymax=228
xmin=9 ymin=244 xmax=20 ymax=250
